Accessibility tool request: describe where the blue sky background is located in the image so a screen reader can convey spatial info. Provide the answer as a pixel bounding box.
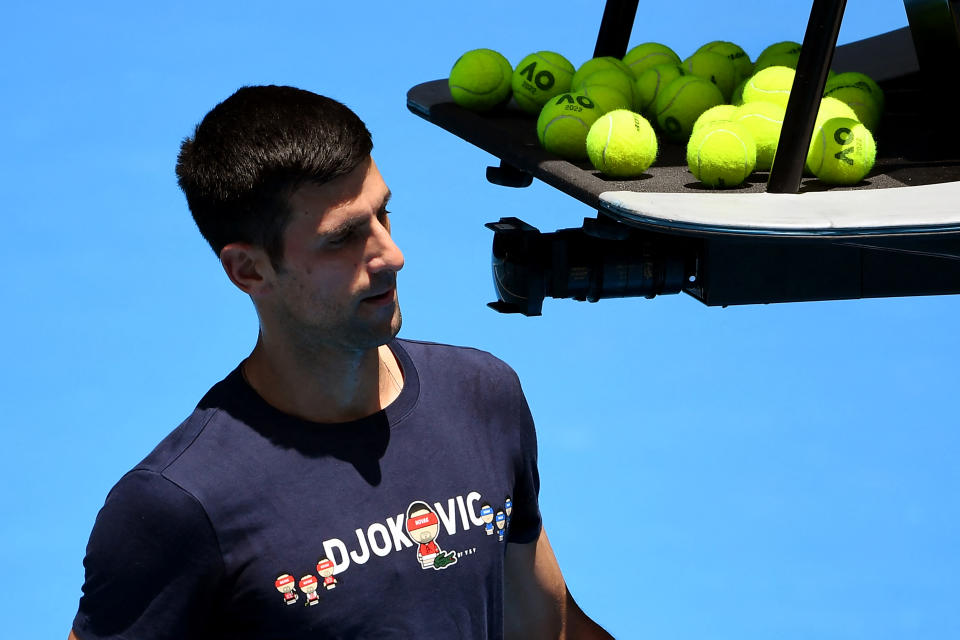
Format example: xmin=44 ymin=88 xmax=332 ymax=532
xmin=3 ymin=1 xmax=958 ymax=638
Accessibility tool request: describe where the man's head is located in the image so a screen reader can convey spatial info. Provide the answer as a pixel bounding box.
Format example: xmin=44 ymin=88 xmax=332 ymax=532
xmin=177 ymin=86 xmax=403 ymax=351
xmin=176 ymin=85 xmax=373 ymax=269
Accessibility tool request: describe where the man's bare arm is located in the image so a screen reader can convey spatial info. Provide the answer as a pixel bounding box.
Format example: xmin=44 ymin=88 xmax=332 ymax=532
xmin=68 ymin=631 xmax=80 ymax=640
xmin=504 ymin=527 xmax=613 ymax=639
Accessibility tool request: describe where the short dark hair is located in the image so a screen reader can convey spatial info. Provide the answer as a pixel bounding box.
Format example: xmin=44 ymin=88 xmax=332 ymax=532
xmin=176 ymin=85 xmax=373 ymax=267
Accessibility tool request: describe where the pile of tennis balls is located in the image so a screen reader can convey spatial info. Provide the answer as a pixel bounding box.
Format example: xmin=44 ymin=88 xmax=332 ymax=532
xmin=447 ymin=42 xmax=883 ymax=186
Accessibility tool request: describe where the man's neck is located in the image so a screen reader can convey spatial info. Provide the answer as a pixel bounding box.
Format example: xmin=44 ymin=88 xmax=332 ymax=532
xmin=241 ymin=335 xmax=403 ymax=423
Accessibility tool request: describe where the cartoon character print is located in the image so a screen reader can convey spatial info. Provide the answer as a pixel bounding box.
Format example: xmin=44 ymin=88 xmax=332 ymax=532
xmin=298 ymin=575 xmax=320 ymax=606
xmin=495 ymin=509 xmax=506 ymax=542
xmin=275 ymin=573 xmax=299 ymax=605
xmin=405 ymin=501 xmax=458 ymax=570
xmin=480 ymin=502 xmax=495 ymax=536
xmin=504 ymin=495 xmax=513 ymax=528
xmin=317 ymin=557 xmax=338 ymax=590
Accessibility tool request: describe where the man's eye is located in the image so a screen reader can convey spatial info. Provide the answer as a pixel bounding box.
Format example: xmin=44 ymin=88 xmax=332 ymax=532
xmin=327 ymin=230 xmax=353 ymax=246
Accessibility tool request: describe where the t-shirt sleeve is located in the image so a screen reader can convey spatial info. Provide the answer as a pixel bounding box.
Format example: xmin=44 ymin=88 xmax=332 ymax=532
xmin=504 ymin=369 xmax=542 ymax=545
xmin=73 ymin=469 xmax=224 ymax=640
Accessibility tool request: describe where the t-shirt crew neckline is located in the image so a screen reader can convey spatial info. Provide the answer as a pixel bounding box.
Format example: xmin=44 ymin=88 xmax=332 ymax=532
xmin=225 ymin=339 xmax=420 ymax=437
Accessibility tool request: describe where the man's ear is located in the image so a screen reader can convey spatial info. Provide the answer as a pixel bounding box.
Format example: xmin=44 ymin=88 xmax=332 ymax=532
xmin=220 ymin=243 xmax=274 ymax=295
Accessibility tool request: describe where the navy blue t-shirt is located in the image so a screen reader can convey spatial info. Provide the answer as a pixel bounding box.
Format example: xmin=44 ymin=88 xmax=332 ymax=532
xmin=73 ymin=339 xmax=541 ymax=639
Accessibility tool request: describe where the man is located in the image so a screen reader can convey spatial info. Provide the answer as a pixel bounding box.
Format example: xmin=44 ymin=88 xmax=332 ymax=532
xmin=70 ymin=85 xmax=611 ymax=639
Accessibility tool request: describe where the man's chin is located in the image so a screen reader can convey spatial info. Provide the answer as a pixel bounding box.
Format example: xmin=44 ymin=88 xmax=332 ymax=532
xmin=389 ymin=306 xmax=402 ymax=338
xmin=360 ymin=305 xmax=402 ymax=348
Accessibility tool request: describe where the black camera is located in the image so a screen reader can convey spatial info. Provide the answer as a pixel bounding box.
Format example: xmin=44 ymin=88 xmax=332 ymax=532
xmin=485 ymin=216 xmax=694 ymax=316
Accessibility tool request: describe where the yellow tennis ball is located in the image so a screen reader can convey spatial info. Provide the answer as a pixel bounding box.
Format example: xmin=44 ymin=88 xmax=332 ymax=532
xmin=756 ymin=40 xmax=802 ymax=65
xmin=815 ymin=96 xmax=858 ymax=132
xmin=742 ymin=65 xmax=795 ymax=107
xmin=753 ymin=52 xmax=800 ymax=73
xmin=577 ymin=83 xmax=633 ymax=114
xmin=692 ymin=104 xmax=739 ymax=135
xmin=697 ymin=41 xmax=753 ymax=81
xmin=822 ymin=80 xmax=881 ymax=131
xmin=574 ymin=69 xmax=635 ymax=112
xmin=687 ymin=121 xmax=757 ymax=188
xmin=537 ymin=92 xmax=603 ymax=159
xmin=806 ymin=117 xmax=876 ymax=184
xmin=448 ymin=49 xmax=513 ymax=111
xmin=654 ymin=75 xmax=724 ymax=142
xmin=511 ymin=51 xmax=575 ymax=114
xmin=827 ymin=71 xmax=885 ymax=112
xmin=730 ymin=77 xmax=748 ymax=105
xmin=802 ymin=97 xmax=860 ymax=174
xmin=683 ymin=51 xmax=739 ymax=101
xmin=586 ymin=109 xmax=658 ymax=178
xmin=573 ymin=56 xmax=635 ymax=86
xmin=622 ymin=42 xmax=681 ymax=77
xmin=634 ymin=63 xmax=685 ymax=116
xmin=733 ymin=100 xmax=786 ymax=171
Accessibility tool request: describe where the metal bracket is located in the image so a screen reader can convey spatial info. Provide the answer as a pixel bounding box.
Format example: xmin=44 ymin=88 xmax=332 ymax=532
xmin=486 ymin=160 xmax=533 ymax=188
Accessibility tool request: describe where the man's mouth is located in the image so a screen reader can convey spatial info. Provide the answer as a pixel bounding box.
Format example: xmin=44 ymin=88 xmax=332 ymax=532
xmin=362 ymin=286 xmax=395 ymax=304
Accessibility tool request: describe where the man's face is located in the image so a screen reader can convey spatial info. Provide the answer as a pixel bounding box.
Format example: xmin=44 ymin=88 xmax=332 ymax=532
xmin=263 ymin=157 xmax=404 ymax=352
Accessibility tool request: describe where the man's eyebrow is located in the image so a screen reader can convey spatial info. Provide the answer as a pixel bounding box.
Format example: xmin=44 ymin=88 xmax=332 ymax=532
xmin=321 ymin=217 xmax=365 ymax=238
xmin=320 ymin=191 xmax=393 ymax=238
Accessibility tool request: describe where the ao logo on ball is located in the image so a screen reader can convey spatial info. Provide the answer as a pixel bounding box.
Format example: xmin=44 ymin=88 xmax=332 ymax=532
xmin=555 ymin=93 xmax=595 ymax=111
xmin=831 ymin=127 xmax=855 ymax=165
xmin=511 ymin=51 xmax=575 ymax=113
xmin=518 ymin=62 xmax=556 ymax=91
xmin=806 ymin=116 xmax=876 ymax=184
xmin=536 ymin=91 xmax=602 ymax=160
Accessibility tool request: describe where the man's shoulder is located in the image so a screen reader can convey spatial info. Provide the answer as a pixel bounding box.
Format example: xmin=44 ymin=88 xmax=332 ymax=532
xmin=130 ymin=369 xmax=242 ymax=478
xmin=396 ymin=337 xmax=517 ymax=379
xmin=395 ymin=338 xmax=527 ymax=404
xmin=125 ymin=407 xmax=220 ymax=489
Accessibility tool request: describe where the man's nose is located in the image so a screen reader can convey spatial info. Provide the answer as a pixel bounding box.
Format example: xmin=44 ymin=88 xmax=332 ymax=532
xmin=368 ymin=220 xmax=404 ymax=273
